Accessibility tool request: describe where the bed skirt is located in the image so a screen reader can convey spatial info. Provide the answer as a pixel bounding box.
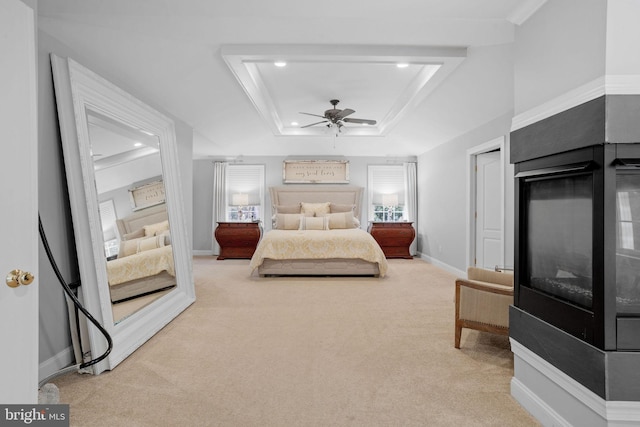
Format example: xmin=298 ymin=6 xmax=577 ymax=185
xmin=110 ymin=271 xmax=176 ymax=303
xmin=257 ymin=258 xmax=380 ymax=277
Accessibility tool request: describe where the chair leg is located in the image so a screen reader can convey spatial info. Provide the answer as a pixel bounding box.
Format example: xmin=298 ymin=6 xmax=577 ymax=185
xmin=455 ymin=322 xmax=462 ymax=349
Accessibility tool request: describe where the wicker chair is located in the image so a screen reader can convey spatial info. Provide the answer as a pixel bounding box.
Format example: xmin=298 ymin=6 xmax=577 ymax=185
xmin=454 ymin=267 xmax=514 ymax=348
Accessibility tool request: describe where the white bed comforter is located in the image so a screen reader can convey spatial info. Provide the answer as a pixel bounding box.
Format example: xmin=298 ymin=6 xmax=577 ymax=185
xmin=107 ymin=245 xmax=175 ymax=286
xmin=249 ymin=228 xmax=388 ymax=277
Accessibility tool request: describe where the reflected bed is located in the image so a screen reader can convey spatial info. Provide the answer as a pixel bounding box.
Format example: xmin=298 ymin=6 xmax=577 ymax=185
xmin=109 ymin=204 xmax=176 ymax=302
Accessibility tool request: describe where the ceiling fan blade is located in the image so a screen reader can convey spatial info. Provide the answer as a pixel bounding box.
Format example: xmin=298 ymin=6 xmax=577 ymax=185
xmin=343 ymin=118 xmax=377 ymax=125
xmin=300 ymin=120 xmax=328 ymax=128
xmin=335 ymin=108 xmax=355 ymax=119
xmin=299 ymin=112 xmax=327 ymax=119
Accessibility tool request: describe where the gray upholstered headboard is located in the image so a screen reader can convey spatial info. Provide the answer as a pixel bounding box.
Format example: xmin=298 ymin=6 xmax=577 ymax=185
xmin=269 ymin=185 xmax=364 ymax=219
xmin=116 ymin=203 xmax=168 ymax=238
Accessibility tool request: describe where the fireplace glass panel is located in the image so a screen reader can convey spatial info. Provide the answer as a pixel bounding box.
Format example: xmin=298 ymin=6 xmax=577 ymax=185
xmin=526 ymin=174 xmax=593 ymax=308
xmin=616 ymin=173 xmax=640 ymax=314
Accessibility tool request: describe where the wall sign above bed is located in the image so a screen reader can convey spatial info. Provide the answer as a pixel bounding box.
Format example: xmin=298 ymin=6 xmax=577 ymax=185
xmin=282 ymin=160 xmax=349 ymax=184
xmin=129 ymin=176 xmax=166 ymax=210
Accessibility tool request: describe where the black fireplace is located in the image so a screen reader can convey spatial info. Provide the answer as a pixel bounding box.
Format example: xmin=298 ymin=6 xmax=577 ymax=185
xmin=511 ymin=96 xmax=640 ymax=400
xmin=516 ymin=143 xmax=640 ymax=351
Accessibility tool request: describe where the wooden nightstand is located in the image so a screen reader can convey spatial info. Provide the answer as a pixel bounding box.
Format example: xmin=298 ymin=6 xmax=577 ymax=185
xmin=215 ymin=221 xmax=261 ymax=260
xmin=368 ymin=221 xmax=415 ymax=259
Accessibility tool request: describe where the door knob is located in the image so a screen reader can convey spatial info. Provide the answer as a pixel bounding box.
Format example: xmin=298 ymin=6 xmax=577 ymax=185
xmin=6 ymin=269 xmax=34 ymax=288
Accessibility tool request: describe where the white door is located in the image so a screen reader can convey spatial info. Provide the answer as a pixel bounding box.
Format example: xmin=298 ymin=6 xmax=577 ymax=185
xmin=475 ymin=151 xmax=502 ymax=269
xmin=0 ymin=0 xmax=39 ymax=404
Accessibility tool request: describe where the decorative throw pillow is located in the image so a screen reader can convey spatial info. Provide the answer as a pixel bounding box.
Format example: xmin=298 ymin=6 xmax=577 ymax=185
xmin=299 ymin=216 xmax=329 ymax=230
xmin=275 ymin=213 xmax=303 ymax=230
xmin=144 ymin=220 xmax=170 ymax=237
xmin=118 ymin=239 xmax=140 ymax=258
xmin=300 ymin=202 xmax=331 ymax=216
xmin=137 ymin=235 xmax=165 ymax=253
xmin=330 ymin=203 xmax=355 ymax=213
xmin=275 ymin=204 xmax=301 ymax=214
xmin=122 ymin=228 xmax=145 ymax=241
xmin=158 ymin=229 xmax=171 ymax=246
xmin=324 ymin=211 xmax=356 ymax=229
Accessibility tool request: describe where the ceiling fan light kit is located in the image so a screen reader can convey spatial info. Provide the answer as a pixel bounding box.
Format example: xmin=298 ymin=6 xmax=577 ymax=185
xmin=299 ymin=99 xmax=377 ymax=136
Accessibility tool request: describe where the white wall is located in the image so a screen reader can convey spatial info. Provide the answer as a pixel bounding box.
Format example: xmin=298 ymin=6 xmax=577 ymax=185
xmin=606 ymin=0 xmax=640 ymax=76
xmin=413 ymin=38 xmax=516 ymax=275
xmin=514 ymin=0 xmax=607 ymax=116
xmin=193 ymin=155 xmax=416 ymax=253
xmin=417 ymin=113 xmax=513 ymax=275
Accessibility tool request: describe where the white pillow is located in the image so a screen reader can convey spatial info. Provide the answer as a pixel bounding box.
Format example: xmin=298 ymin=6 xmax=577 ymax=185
xmin=324 ymin=211 xmax=356 ymax=229
xmin=137 ymin=235 xmax=165 ymax=252
xmin=117 ymin=235 xmax=164 ymax=258
xmin=122 ymin=228 xmax=144 ymax=241
xmin=330 ymin=203 xmax=355 ymax=213
xmin=275 ymin=213 xmax=303 ymax=230
xmin=300 ymin=202 xmax=331 ymax=216
xmin=143 ymin=220 xmax=170 ymax=236
xmin=299 ymin=216 xmax=329 ymax=230
xmin=275 ymin=204 xmax=301 ymax=214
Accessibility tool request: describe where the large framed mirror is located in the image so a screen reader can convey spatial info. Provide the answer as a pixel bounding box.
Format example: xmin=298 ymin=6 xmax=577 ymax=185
xmin=51 ymin=55 xmax=195 ymax=375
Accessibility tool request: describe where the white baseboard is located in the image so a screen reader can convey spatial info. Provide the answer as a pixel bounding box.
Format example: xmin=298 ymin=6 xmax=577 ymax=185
xmin=511 ymin=376 xmax=572 ymax=426
xmin=510 ymin=339 xmax=640 ymax=426
xmin=193 ymin=249 xmax=215 ymax=256
xmin=39 ymin=346 xmax=75 ymax=383
xmin=416 ymin=252 xmax=466 ymax=278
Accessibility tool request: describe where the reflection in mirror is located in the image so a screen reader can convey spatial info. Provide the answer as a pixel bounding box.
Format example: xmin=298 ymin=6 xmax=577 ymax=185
xmin=86 ymin=112 xmax=176 ymax=324
xmin=51 ymin=54 xmax=195 ymax=375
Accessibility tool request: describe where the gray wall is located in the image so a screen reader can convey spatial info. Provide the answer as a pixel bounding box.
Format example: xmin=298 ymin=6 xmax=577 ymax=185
xmin=416 ymin=113 xmax=514 ymax=275
xmin=413 ymin=39 xmax=516 ymax=276
xmin=606 ymin=1 xmax=640 ymax=75
xmin=193 ymin=155 xmax=416 ymax=253
xmin=37 ymin=29 xmax=194 ymax=378
xmin=513 ymin=0 xmax=606 ymax=116
xmin=38 ymin=30 xmax=77 ymax=376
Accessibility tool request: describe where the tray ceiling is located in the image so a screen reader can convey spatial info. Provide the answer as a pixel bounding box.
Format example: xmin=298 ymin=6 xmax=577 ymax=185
xmin=222 ymin=45 xmax=466 ymax=137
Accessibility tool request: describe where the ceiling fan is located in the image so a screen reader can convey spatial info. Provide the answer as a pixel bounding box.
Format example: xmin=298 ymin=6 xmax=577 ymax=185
xmin=299 ymin=99 xmax=377 ymax=132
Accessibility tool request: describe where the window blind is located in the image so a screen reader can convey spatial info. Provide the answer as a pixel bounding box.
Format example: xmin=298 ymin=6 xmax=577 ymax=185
xmin=225 ymin=164 xmax=264 ymax=207
xmin=99 ymin=199 xmax=117 ymax=241
xmin=368 ymin=165 xmax=406 ymax=205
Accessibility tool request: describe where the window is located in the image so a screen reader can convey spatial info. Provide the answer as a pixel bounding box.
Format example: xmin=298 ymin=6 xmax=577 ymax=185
xmin=99 ymin=199 xmax=119 ymax=258
xmin=368 ymin=165 xmax=406 ymax=222
xmin=226 ymin=164 xmax=265 ymax=222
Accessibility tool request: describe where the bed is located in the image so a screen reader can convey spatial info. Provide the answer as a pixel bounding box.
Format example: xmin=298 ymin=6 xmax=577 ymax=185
xmin=249 ymin=185 xmax=388 ymax=277
xmin=107 ymin=203 xmax=176 ymax=302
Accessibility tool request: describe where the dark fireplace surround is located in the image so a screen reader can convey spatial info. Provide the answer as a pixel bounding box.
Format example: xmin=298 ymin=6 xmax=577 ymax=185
xmin=511 ymin=95 xmax=640 ymax=401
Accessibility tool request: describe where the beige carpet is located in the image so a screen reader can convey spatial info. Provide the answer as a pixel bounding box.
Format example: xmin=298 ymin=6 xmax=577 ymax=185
xmin=54 ymin=257 xmax=539 ymax=426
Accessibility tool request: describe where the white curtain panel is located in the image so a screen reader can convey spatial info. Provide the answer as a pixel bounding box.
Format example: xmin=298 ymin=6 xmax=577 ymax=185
xmin=212 ymin=161 xmax=227 ymax=255
xmin=404 ymin=162 xmax=418 ymax=255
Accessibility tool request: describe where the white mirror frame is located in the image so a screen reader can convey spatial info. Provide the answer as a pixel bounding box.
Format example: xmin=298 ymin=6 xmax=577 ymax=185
xmin=51 ymin=54 xmax=195 ymax=374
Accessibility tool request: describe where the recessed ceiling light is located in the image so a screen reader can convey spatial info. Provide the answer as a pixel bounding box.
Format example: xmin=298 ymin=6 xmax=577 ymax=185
xmin=291 ymin=121 xmax=299 ymax=126
xmin=396 ymin=63 xmax=409 ymax=68
xmin=274 ymin=61 xmax=287 ymax=67
xmin=134 ymin=142 xmax=143 ymax=147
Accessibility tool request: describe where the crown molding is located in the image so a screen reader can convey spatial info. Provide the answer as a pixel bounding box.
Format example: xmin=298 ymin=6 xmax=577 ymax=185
xmin=511 ymin=75 xmax=640 ymax=132
xmin=507 ymin=0 xmax=548 ymax=26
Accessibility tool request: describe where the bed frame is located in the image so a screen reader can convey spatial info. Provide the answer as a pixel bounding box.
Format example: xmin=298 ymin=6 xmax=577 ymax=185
xmin=110 ymin=203 xmax=176 ymax=302
xmin=269 ymin=185 xmax=364 ymax=219
xmin=116 ymin=203 xmax=168 ymax=238
xmin=258 ymin=185 xmax=381 ymax=277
